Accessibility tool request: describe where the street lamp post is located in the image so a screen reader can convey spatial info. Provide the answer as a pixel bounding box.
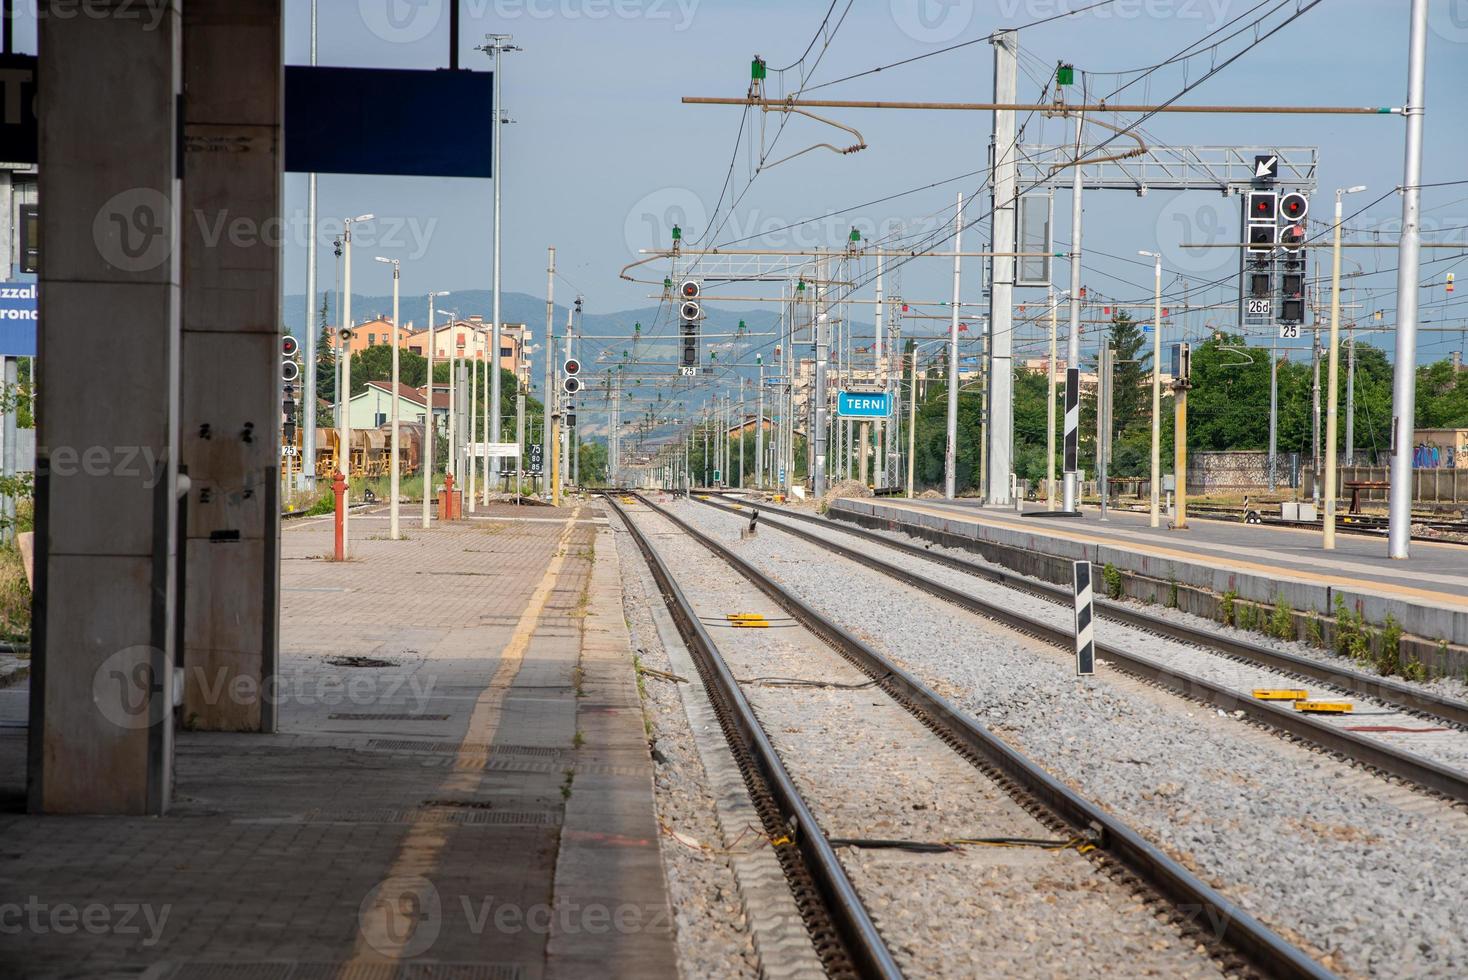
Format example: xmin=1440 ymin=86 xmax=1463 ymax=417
xmin=480 ymin=34 xmax=521 ymax=489
xmin=375 ymin=256 xmax=402 ymax=540
xmin=1140 ymin=250 xmax=1163 ymax=528
xmin=337 ymin=214 xmax=373 ymax=558
xmin=1325 ymin=186 xmax=1367 ymax=550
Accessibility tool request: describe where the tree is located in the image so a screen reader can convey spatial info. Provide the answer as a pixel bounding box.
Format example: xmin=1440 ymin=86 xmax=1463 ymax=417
xmin=350 ymin=345 xmax=428 ymax=396
xmin=577 ymin=439 xmax=608 ymax=485
xmin=315 ymin=292 xmax=335 ymax=408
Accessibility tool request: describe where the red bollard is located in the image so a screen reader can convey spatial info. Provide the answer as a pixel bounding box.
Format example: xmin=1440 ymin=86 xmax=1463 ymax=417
xmin=332 ymin=470 xmax=347 ymax=561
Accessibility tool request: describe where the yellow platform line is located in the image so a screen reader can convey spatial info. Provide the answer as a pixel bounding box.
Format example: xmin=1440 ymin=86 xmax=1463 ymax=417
xmin=876 ymin=499 xmax=1468 ymax=611
xmin=346 ymin=504 xmax=584 ymax=967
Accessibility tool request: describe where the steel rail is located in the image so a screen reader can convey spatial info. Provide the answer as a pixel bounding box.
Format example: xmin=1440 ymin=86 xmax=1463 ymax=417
xmin=639 ymin=493 xmax=1333 ymax=980
xmin=603 ymin=494 xmax=900 ymax=980
xmin=694 ymin=495 xmax=1468 ymax=804
xmin=705 ymin=494 xmax=1468 ymax=729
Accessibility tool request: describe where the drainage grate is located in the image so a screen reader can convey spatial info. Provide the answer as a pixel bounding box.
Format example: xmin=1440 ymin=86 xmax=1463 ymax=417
xmin=328 ymin=713 xmax=450 ymax=721
xmin=326 ymin=656 xmax=398 ymax=668
xmin=367 ymin=739 xmax=566 ymax=757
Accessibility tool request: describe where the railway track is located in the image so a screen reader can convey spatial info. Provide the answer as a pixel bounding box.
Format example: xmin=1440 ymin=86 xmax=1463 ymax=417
xmin=697 ymin=492 xmax=1468 ymax=805
xmin=608 ymin=491 xmax=1332 ymax=980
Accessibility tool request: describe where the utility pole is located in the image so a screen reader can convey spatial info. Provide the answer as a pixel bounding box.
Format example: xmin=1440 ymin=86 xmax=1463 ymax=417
xmin=467 ymin=342 xmax=477 ymax=511
xmin=874 ymin=253 xmax=885 ymax=489
xmin=944 ymin=194 xmax=962 ymax=499
xmin=338 ymin=214 xmax=372 ymax=557
xmin=1047 ymin=286 xmax=1058 ymax=510
xmin=1388 ymin=0 xmax=1428 ymax=559
xmin=1311 ymin=324 xmax=1322 ymax=506
xmin=1099 ymin=340 xmax=1112 ymax=521
xmin=375 ymin=256 xmax=402 ymax=540
xmin=756 ymin=354 xmax=765 ymax=488
xmin=1063 ymin=110 xmax=1085 ymax=513
xmin=481 ymin=35 xmax=519 ymax=489
xmin=1141 ymin=250 xmax=1163 ymax=527
xmin=544 ymin=247 xmax=554 ymax=498
xmin=813 ymin=253 xmax=830 ymax=497
xmin=986 ymin=30 xmax=1017 ymax=507
xmin=1173 ymin=356 xmax=1190 ymax=530
xmin=423 ymin=294 xmax=443 ymax=527
xmin=1345 ymin=325 xmax=1356 ymax=465
xmin=907 ymin=345 xmax=918 ymax=497
xmin=301 ymin=0 xmax=319 ymax=493
xmin=738 ymin=376 xmax=745 ymax=489
xmin=1325 ymin=185 xmax=1368 ymax=548
xmin=1269 ymin=333 xmax=1279 ymax=492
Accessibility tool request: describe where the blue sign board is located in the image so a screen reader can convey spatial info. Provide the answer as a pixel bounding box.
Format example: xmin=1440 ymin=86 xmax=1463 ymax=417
xmin=837 ymin=391 xmax=892 ymax=419
xmin=0 ymin=283 xmax=37 ymax=356
xmin=285 ymin=67 xmax=494 ymax=178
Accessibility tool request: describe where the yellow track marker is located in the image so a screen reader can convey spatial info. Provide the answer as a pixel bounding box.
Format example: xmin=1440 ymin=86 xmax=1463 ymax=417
xmin=1253 ymin=689 xmax=1310 ymax=701
xmin=1294 ymin=700 xmax=1354 ymax=714
xmin=727 ymin=613 xmax=769 ymax=629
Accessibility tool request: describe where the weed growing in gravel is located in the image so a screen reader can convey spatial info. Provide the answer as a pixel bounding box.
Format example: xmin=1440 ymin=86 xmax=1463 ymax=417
xmin=1306 ymin=617 xmax=1324 ymax=648
xmin=1103 ymin=563 xmax=1123 ymax=601
xmin=1376 ymin=615 xmax=1404 ymax=677
xmin=1402 ymin=659 xmax=1428 ymax=683
xmin=1220 ymin=589 xmax=1237 ymax=627
xmin=573 ymin=730 xmax=585 ymax=749
xmin=561 ymin=769 xmax=575 ymax=800
xmin=1269 ymin=595 xmax=1294 ymax=640
xmin=1168 ymin=579 xmax=1179 ymax=609
xmin=1237 ymin=601 xmax=1258 ymax=633
xmin=1334 ymin=596 xmax=1373 ymax=665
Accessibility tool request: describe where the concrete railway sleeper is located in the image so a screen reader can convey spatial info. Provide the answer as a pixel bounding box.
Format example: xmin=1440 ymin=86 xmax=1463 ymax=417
xmin=616 ymin=493 xmax=1329 ymax=980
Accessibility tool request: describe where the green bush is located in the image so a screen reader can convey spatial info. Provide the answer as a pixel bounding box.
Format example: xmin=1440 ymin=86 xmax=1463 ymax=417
xmin=1103 ymin=563 xmax=1123 ymax=601
xmin=1220 ymin=589 xmax=1237 ymax=627
xmin=1376 ymin=615 xmax=1404 ymax=677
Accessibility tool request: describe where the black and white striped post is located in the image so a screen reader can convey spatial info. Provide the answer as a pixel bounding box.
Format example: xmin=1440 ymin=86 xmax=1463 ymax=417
xmin=1072 ymin=560 xmax=1095 ymax=676
xmin=1062 ymin=367 xmax=1079 ymax=511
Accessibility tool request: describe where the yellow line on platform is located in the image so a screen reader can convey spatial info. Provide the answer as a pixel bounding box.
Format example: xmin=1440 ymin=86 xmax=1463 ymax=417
xmin=878 ymin=500 xmax=1468 ymax=610
xmin=346 ymin=505 xmax=584 ymax=967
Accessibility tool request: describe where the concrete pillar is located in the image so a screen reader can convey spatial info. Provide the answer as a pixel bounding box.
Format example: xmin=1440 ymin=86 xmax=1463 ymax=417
xmin=178 ymin=0 xmax=283 ymax=731
xmin=30 ymin=2 xmax=183 ymax=814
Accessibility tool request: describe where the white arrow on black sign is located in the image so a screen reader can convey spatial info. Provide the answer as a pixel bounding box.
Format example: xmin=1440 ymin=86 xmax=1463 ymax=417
xmin=1253 ymin=154 xmax=1278 ymax=180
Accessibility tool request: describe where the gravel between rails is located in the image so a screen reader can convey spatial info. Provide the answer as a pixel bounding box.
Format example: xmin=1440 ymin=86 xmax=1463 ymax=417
xmin=737 ymin=502 xmax=1468 ymax=774
xmin=800 ymin=499 xmax=1468 ymax=707
xmin=674 ymin=497 xmax=1468 ymax=979
xmin=611 ymin=516 xmax=762 ymax=979
xmin=625 ymin=502 xmax=1226 ymax=978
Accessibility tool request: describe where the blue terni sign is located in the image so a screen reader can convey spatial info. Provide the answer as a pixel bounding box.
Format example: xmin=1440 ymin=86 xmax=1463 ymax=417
xmin=837 ymin=391 xmax=892 ymax=418
xmin=0 ymin=282 xmax=37 ymax=357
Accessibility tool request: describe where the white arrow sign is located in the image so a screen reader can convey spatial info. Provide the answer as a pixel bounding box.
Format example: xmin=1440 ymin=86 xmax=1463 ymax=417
xmin=1254 ymin=154 xmax=1278 ymax=180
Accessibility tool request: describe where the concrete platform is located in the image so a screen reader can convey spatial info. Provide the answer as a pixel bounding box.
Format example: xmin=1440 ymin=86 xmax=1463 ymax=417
xmin=0 ymin=501 xmax=676 ymax=980
xmin=833 ymin=497 xmax=1468 ymax=657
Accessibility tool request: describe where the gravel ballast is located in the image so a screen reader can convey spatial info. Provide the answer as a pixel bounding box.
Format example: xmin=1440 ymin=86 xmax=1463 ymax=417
xmin=674 ymin=496 xmax=1468 ymax=979
xmin=622 ymin=501 xmax=1228 ymax=978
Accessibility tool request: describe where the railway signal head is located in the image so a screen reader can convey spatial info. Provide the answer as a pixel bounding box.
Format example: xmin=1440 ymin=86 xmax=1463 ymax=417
xmin=564 ymin=357 xmax=581 ymax=377
xmin=1281 ymin=192 xmax=1308 ymax=222
xmin=1248 ymin=224 xmax=1277 ymax=253
xmin=563 ymin=376 xmax=582 ymax=395
xmin=1280 ymin=223 xmax=1307 ymax=252
xmin=281 ymin=334 xmax=301 ymax=383
xmin=1248 ymin=190 xmax=1278 ymax=222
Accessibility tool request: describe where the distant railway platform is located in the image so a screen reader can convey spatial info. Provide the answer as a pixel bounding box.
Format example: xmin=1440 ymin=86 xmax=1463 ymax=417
xmin=0 ymin=500 xmax=675 ymax=979
xmin=831 ymin=496 xmax=1468 ymax=666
